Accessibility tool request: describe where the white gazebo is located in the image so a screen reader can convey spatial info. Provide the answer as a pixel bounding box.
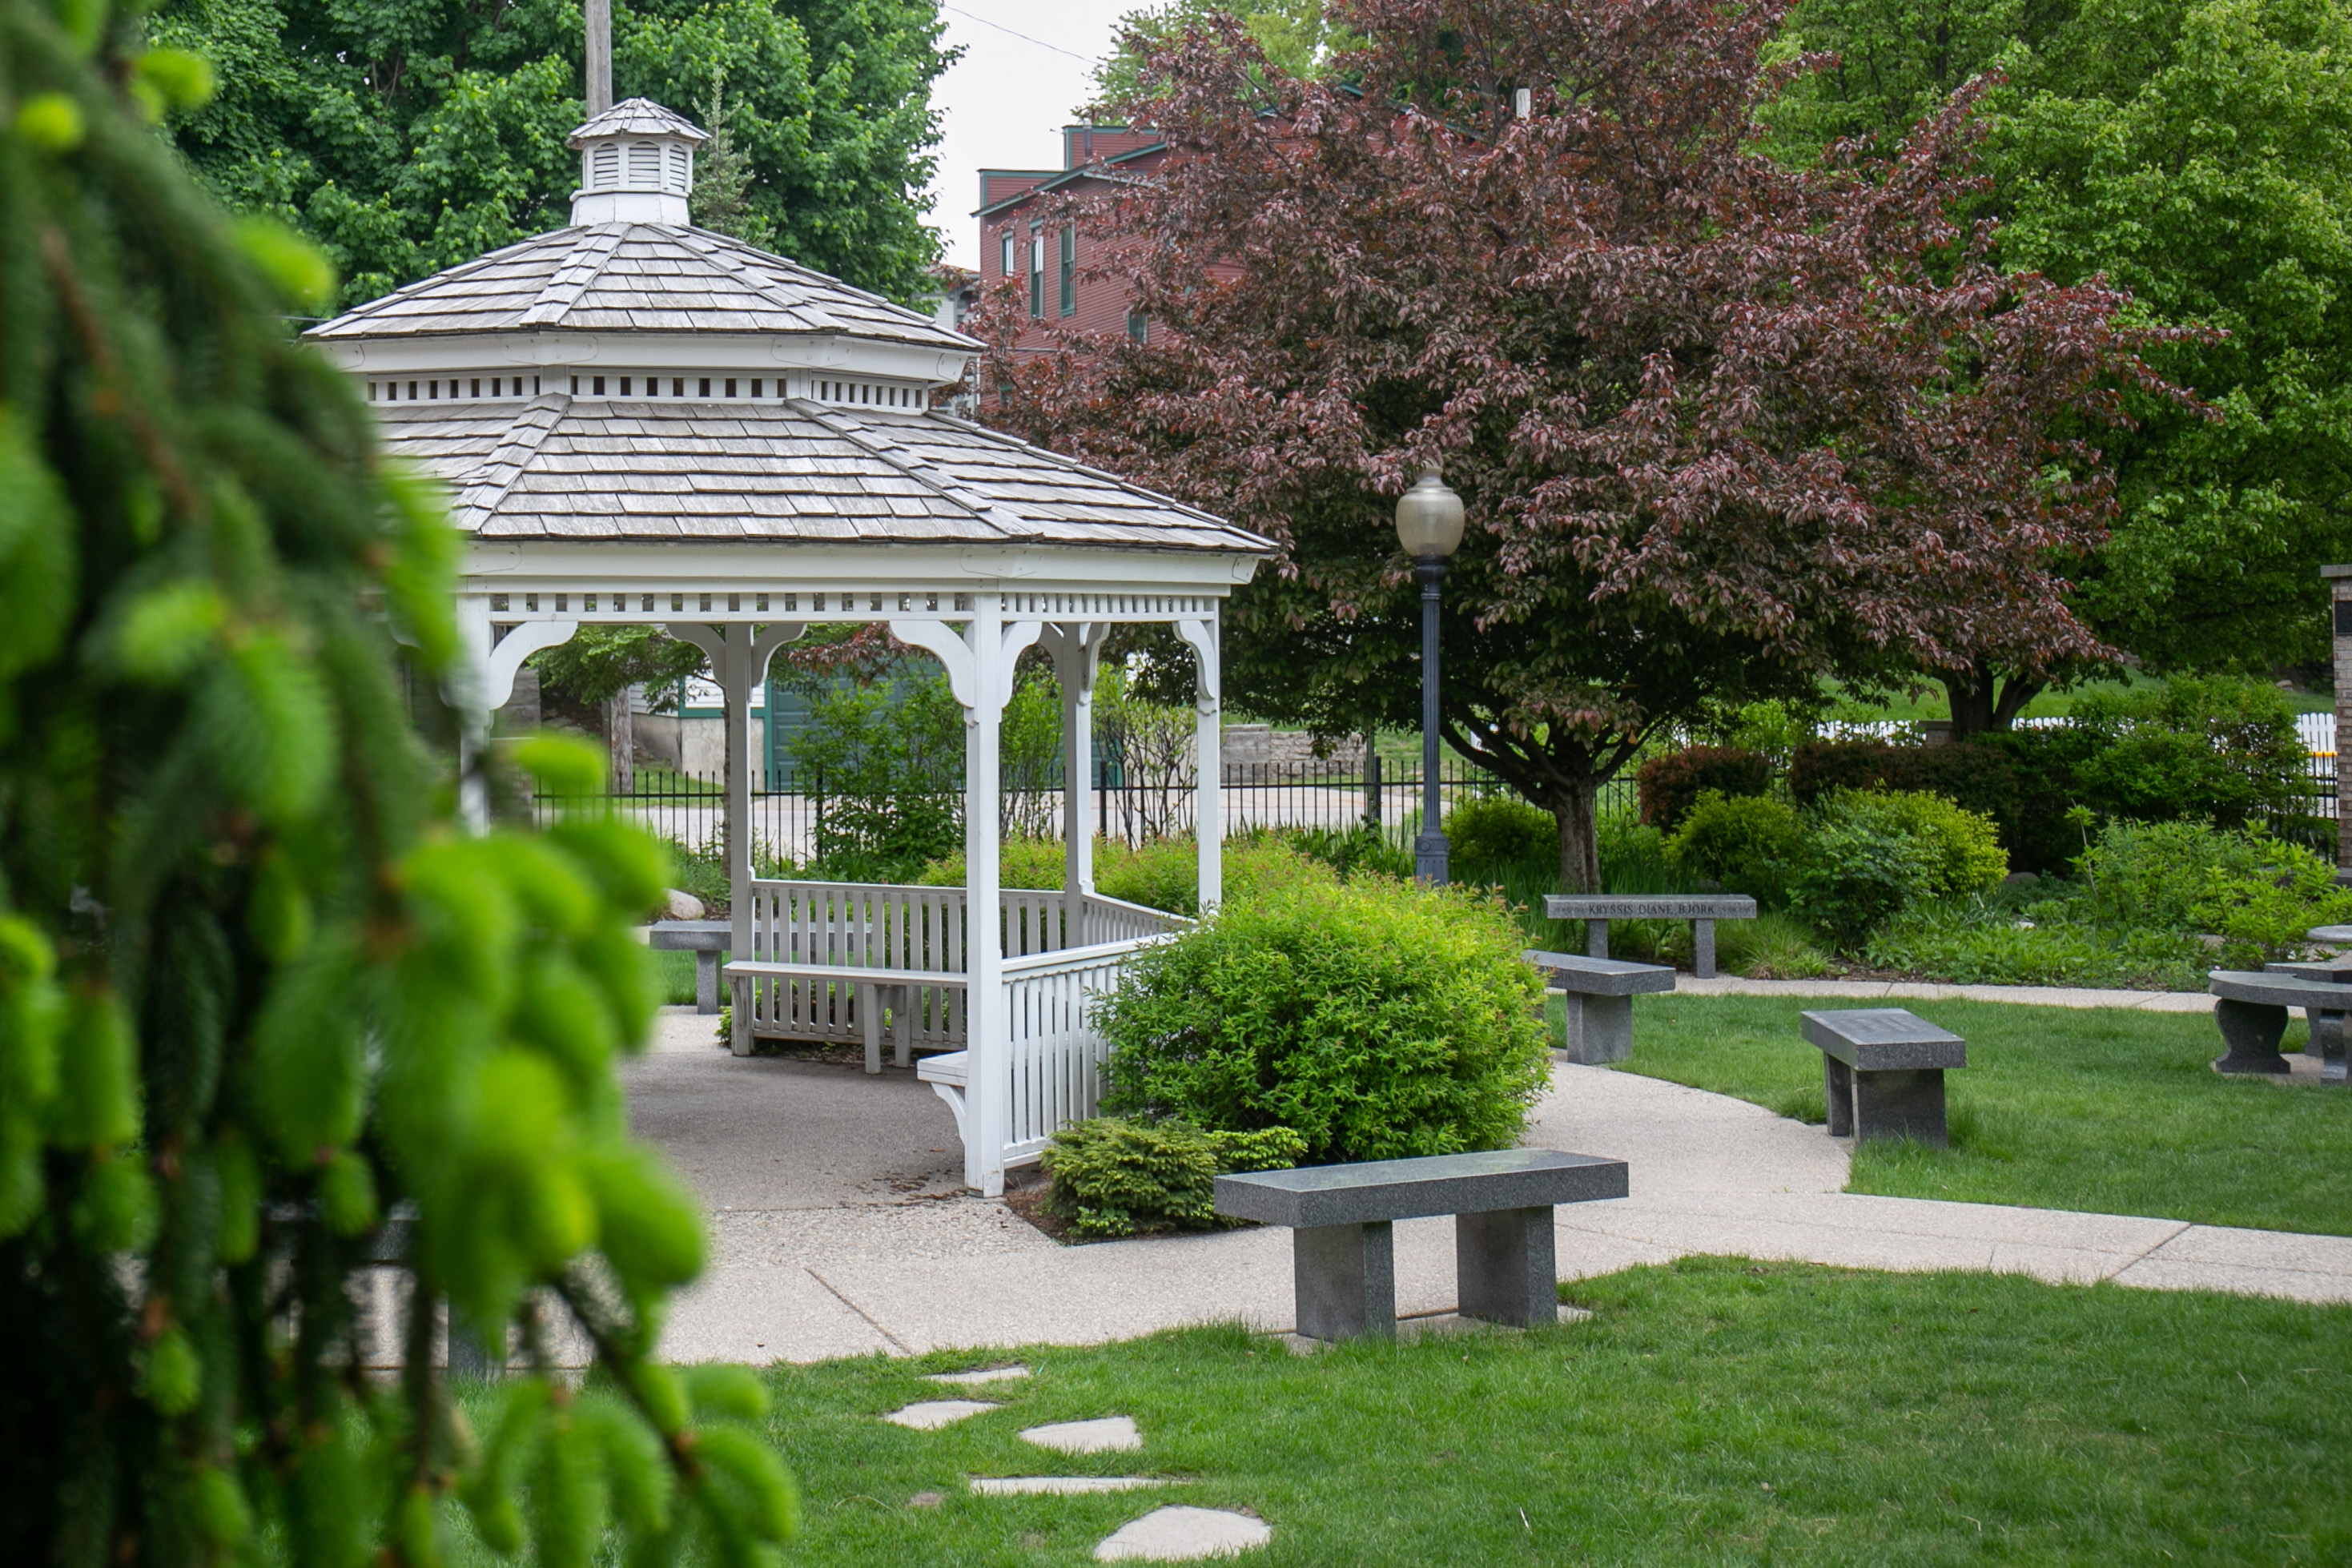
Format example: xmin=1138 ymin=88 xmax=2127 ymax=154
xmin=306 ymin=99 xmax=1269 ymax=1194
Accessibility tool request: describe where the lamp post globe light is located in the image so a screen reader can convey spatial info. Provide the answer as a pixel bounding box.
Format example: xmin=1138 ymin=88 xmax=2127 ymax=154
xmin=1395 ymin=463 xmax=1465 ymax=884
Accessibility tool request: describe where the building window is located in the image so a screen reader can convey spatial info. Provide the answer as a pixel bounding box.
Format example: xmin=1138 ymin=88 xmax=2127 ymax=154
xmin=1029 ymin=228 xmax=1044 ymax=318
xmin=1000 ymin=229 xmax=1016 ymax=277
xmin=1059 ymin=223 xmax=1075 ymax=316
xmin=1127 ymin=311 xmax=1148 ymax=344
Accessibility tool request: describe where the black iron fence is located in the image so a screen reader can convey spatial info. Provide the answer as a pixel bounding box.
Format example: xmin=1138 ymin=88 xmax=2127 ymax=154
xmin=534 ymin=754 xmax=1643 ymax=862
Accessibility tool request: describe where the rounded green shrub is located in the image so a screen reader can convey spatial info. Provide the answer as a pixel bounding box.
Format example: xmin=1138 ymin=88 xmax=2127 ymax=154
xmin=1665 ymin=790 xmax=1804 ymax=903
xmin=1791 ymin=790 xmax=2007 ymax=942
xmin=1444 ymin=795 xmax=1557 ymax=866
xmin=1039 ymin=1118 xmax=1307 ymax=1238
xmin=1096 ymin=875 xmax=1552 ymax=1163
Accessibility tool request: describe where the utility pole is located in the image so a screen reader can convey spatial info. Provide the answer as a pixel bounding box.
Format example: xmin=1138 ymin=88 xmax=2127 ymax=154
xmin=585 ymin=0 xmax=613 ymax=114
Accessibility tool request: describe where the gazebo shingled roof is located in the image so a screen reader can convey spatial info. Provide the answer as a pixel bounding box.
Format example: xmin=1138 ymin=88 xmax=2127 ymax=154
xmin=306 ymin=99 xmax=1269 ymax=1198
xmin=380 ymin=399 xmax=1264 ymax=551
xmin=566 ymin=96 xmax=711 ymax=145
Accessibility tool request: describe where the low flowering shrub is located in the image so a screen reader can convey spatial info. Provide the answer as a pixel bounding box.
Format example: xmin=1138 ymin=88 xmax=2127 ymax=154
xmin=1096 ymin=874 xmax=1551 ymax=1163
xmin=1039 ymin=1119 xmax=1307 ymax=1238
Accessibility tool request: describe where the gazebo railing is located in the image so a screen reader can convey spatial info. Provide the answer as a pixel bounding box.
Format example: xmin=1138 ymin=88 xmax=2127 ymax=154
xmin=738 ymin=878 xmax=1186 ymax=1052
xmin=1001 ymin=937 xmax=1152 ymax=1164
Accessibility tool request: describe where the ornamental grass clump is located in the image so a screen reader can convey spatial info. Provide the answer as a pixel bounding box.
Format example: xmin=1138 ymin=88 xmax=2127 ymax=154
xmin=1095 ymin=876 xmax=1551 ymax=1164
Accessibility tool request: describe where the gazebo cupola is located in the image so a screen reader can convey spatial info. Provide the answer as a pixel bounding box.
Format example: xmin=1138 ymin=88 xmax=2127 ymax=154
xmin=568 ymin=98 xmax=707 ymax=225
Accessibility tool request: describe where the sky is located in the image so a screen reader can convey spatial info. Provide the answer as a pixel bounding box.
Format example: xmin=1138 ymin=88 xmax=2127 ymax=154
xmin=923 ymin=1 xmax=1132 ymax=268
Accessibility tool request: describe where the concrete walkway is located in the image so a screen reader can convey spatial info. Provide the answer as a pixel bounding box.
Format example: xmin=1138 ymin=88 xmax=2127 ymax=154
xmin=625 ymin=1007 xmax=2351 ymax=1365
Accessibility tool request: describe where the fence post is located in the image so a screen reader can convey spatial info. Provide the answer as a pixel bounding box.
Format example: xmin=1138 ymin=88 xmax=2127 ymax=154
xmin=1365 ymin=749 xmax=1381 ymax=828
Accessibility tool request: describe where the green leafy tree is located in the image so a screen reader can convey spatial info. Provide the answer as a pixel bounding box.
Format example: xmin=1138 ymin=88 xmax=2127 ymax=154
xmin=533 ymin=625 xmax=709 ymax=789
xmin=1992 ymin=0 xmax=2352 ymax=680
xmin=691 ymin=62 xmax=774 ymax=247
xmin=151 ymin=0 xmax=952 ymax=306
xmin=1763 ymin=0 xmax=2352 ymax=706
xmin=1092 ymin=0 xmax=1346 ymax=102
xmin=0 ymin=9 xmax=793 ymax=1564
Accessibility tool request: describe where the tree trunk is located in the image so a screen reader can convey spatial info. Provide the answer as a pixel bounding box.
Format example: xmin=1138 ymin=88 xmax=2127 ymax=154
xmin=605 ymin=687 xmax=635 ymax=794
xmin=1941 ymin=661 xmax=2045 ymax=738
xmin=1551 ymin=780 xmax=1602 ymax=894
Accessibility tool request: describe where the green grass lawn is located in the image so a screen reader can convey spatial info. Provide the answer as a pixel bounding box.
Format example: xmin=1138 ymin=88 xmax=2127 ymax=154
xmin=1823 ymin=670 xmax=2334 ymax=722
xmin=605 ymin=1260 xmax=2350 ymax=1566
xmin=1620 ymin=995 xmax=2352 ymax=1236
xmin=653 ymin=945 xmax=706 ymax=1006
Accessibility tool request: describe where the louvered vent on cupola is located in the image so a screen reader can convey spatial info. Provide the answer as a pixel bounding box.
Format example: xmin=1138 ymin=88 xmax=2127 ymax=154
xmin=566 ymin=98 xmax=710 ymax=226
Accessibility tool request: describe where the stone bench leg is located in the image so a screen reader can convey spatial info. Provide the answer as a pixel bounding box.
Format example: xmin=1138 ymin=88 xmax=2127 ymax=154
xmin=1693 ymin=919 xmax=1716 ymax=979
xmin=2316 ymin=1010 xmax=2347 ymax=1084
xmin=1822 ymin=1052 xmax=1855 ymax=1137
xmin=1293 ymin=1221 xmax=1396 ymax=1341
xmin=1586 ymin=919 xmax=1609 ymax=960
xmin=1456 ymin=1206 xmax=1558 ymax=1329
xmin=694 ymin=949 xmax=722 ymax=1015
xmin=1853 ymin=1068 xmax=1948 ymax=1145
xmin=1561 ymin=993 xmax=1633 ymax=1065
xmin=2214 ymin=998 xmax=2293 ymax=1075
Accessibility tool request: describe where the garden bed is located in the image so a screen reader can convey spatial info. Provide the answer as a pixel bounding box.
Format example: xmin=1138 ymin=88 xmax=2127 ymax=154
xmin=460 ymin=1260 xmax=2352 ymax=1565
xmin=1622 ymin=995 xmax=2352 ymax=1236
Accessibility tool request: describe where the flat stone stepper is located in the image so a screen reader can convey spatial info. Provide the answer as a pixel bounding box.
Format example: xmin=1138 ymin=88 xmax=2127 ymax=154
xmin=1801 ymin=1008 xmax=1966 ymax=1146
xmin=1213 ymin=1148 xmax=1627 ymax=1344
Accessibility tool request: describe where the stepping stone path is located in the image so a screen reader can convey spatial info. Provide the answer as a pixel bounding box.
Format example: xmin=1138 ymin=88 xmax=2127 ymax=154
xmin=970 ymin=1477 xmax=1169 ymax=1496
xmin=883 ymin=1399 xmax=999 ymax=1430
xmin=1021 ymin=1416 xmax=1143 ymax=1453
xmin=883 ymin=1391 xmax=1268 ymax=1558
xmin=1093 ymin=1506 xmax=1272 ymax=1562
xmin=923 ymin=1364 xmax=1031 ymax=1386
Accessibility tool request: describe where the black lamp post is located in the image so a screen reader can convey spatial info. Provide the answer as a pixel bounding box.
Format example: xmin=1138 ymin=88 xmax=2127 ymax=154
xmin=1395 ymin=463 xmax=1465 ymax=885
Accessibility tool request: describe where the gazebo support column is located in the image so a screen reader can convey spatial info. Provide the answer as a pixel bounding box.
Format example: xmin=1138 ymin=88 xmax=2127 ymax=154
xmin=670 ymin=619 xmax=802 ymax=1056
xmin=1047 ymin=623 xmax=1104 ymax=939
xmin=1176 ymin=617 xmax=1223 ymax=911
xmin=895 ymin=602 xmax=1042 ymax=1192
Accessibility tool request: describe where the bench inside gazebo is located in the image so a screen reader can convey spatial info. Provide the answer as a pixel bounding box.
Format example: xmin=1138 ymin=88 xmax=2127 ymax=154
xmin=304 ymin=94 xmax=1268 ymax=1195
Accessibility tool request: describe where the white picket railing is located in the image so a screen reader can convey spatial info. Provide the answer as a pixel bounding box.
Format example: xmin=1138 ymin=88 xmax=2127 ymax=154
xmin=999 ymin=936 xmax=1158 ymax=1164
xmin=739 ymin=879 xmax=1186 ymax=1052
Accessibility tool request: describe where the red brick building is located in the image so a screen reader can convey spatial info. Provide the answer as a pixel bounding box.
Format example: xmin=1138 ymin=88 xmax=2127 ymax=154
xmin=976 ymin=125 xmax=1167 ymax=352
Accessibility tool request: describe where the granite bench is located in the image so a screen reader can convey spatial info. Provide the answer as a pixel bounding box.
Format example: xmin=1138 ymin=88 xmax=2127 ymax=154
xmin=1541 ymin=895 xmax=1758 ymax=979
xmin=1801 ymin=1008 xmax=1967 ymax=1145
xmin=647 ymin=919 xmax=731 ymax=1014
xmin=2208 ymin=970 xmax=2352 ymax=1078
xmin=1212 ymin=1148 xmax=1629 ymax=1341
xmin=1523 ymin=951 xmax=1677 ymax=1064
xmin=2263 ymin=957 xmax=2352 ymax=1084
